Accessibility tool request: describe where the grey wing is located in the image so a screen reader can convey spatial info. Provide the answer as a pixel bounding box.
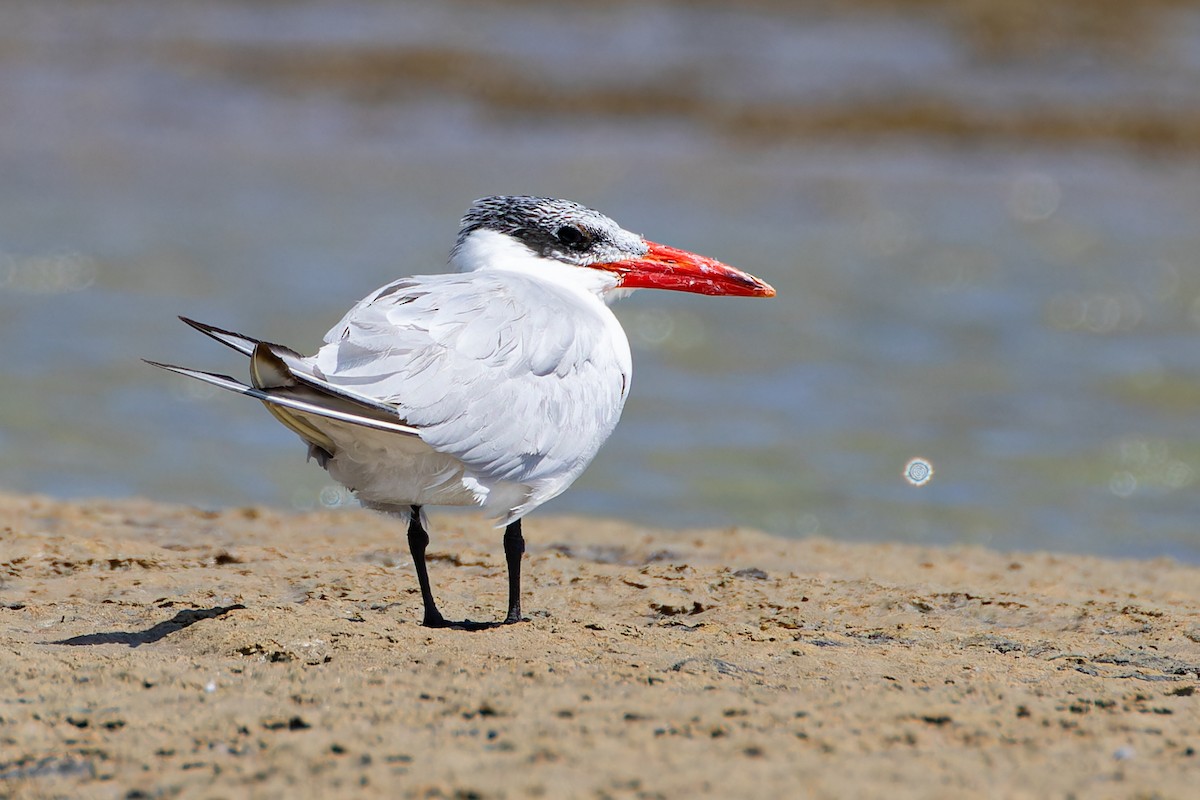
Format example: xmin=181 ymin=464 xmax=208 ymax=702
xmin=308 ymin=273 xmax=631 ymax=490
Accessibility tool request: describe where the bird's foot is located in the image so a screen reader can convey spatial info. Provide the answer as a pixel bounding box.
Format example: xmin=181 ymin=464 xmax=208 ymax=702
xmin=421 ymin=609 xmax=450 ymax=628
xmin=419 ymin=612 xmax=526 ymax=631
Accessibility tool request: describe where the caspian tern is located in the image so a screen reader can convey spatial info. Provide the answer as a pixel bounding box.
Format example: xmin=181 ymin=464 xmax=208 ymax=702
xmin=149 ymin=196 xmax=774 ymax=628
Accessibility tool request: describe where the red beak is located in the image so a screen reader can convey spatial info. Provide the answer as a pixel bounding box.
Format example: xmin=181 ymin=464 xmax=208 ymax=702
xmin=598 ymin=241 xmax=776 ymax=298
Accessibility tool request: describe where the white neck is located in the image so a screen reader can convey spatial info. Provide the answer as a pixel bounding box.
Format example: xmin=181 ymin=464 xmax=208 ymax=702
xmin=451 ymin=229 xmax=623 ymax=301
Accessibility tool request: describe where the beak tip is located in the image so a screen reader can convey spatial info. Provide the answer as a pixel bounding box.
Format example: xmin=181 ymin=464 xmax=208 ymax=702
xmin=742 ymin=276 xmax=776 ymax=298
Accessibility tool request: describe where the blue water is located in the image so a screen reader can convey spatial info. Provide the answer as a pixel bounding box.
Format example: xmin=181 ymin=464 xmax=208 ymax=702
xmin=3 ymin=1 xmax=1200 ymax=561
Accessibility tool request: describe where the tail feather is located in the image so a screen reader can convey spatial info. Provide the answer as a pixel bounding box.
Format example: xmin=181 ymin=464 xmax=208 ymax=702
xmin=167 ymin=316 xmax=411 ymax=414
xmin=144 ymin=360 xmax=420 ymax=438
xmin=181 ymin=317 xmax=404 ymax=418
xmin=178 ymin=316 xmax=263 ymax=357
xmin=149 ymin=317 xmax=424 ymax=454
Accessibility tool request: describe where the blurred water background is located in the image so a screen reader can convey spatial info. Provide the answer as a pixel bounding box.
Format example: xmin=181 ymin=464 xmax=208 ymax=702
xmin=3 ymin=1 xmax=1200 ymax=561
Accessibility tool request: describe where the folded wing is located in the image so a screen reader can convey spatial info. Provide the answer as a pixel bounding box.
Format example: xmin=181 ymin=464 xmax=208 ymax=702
xmin=310 ymin=272 xmax=630 ymax=488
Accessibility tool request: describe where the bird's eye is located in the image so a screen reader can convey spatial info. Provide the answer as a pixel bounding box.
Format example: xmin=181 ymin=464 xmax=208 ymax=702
xmin=556 ymin=225 xmax=588 ymax=250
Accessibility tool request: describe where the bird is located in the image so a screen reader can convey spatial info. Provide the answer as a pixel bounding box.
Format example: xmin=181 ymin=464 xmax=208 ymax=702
xmin=148 ymin=195 xmax=775 ymax=629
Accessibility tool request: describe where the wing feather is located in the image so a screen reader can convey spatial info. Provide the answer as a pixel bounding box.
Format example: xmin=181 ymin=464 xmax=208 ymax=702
xmin=308 ymin=271 xmax=631 ymax=494
xmin=144 ymin=361 xmax=421 ymax=438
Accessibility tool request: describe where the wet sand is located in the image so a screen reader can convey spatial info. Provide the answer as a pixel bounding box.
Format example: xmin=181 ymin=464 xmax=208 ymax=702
xmin=1 ymin=491 xmax=1198 ymax=798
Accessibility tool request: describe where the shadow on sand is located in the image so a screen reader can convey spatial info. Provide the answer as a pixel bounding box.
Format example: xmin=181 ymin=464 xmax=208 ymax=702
xmin=47 ymin=605 xmax=246 ymax=647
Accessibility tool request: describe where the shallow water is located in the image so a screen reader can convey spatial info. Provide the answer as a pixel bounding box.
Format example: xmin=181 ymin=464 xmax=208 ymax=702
xmin=3 ymin=1 xmax=1200 ymax=560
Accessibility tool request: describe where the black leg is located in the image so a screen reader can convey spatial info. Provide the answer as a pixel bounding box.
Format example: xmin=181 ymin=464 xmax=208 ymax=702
xmin=407 ymin=505 xmax=447 ymax=627
xmin=502 ymin=519 xmax=525 ymax=624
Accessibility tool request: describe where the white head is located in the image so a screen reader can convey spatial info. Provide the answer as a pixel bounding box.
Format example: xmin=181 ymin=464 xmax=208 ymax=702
xmin=449 ymin=195 xmax=775 ymax=300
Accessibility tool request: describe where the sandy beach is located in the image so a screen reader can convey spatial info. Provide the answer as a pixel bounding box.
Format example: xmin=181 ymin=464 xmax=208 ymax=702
xmin=1 ymin=491 xmax=1197 ymax=798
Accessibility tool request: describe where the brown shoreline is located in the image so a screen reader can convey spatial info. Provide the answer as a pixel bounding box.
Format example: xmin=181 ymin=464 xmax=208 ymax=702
xmin=1 ymin=492 xmax=1198 ymax=798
